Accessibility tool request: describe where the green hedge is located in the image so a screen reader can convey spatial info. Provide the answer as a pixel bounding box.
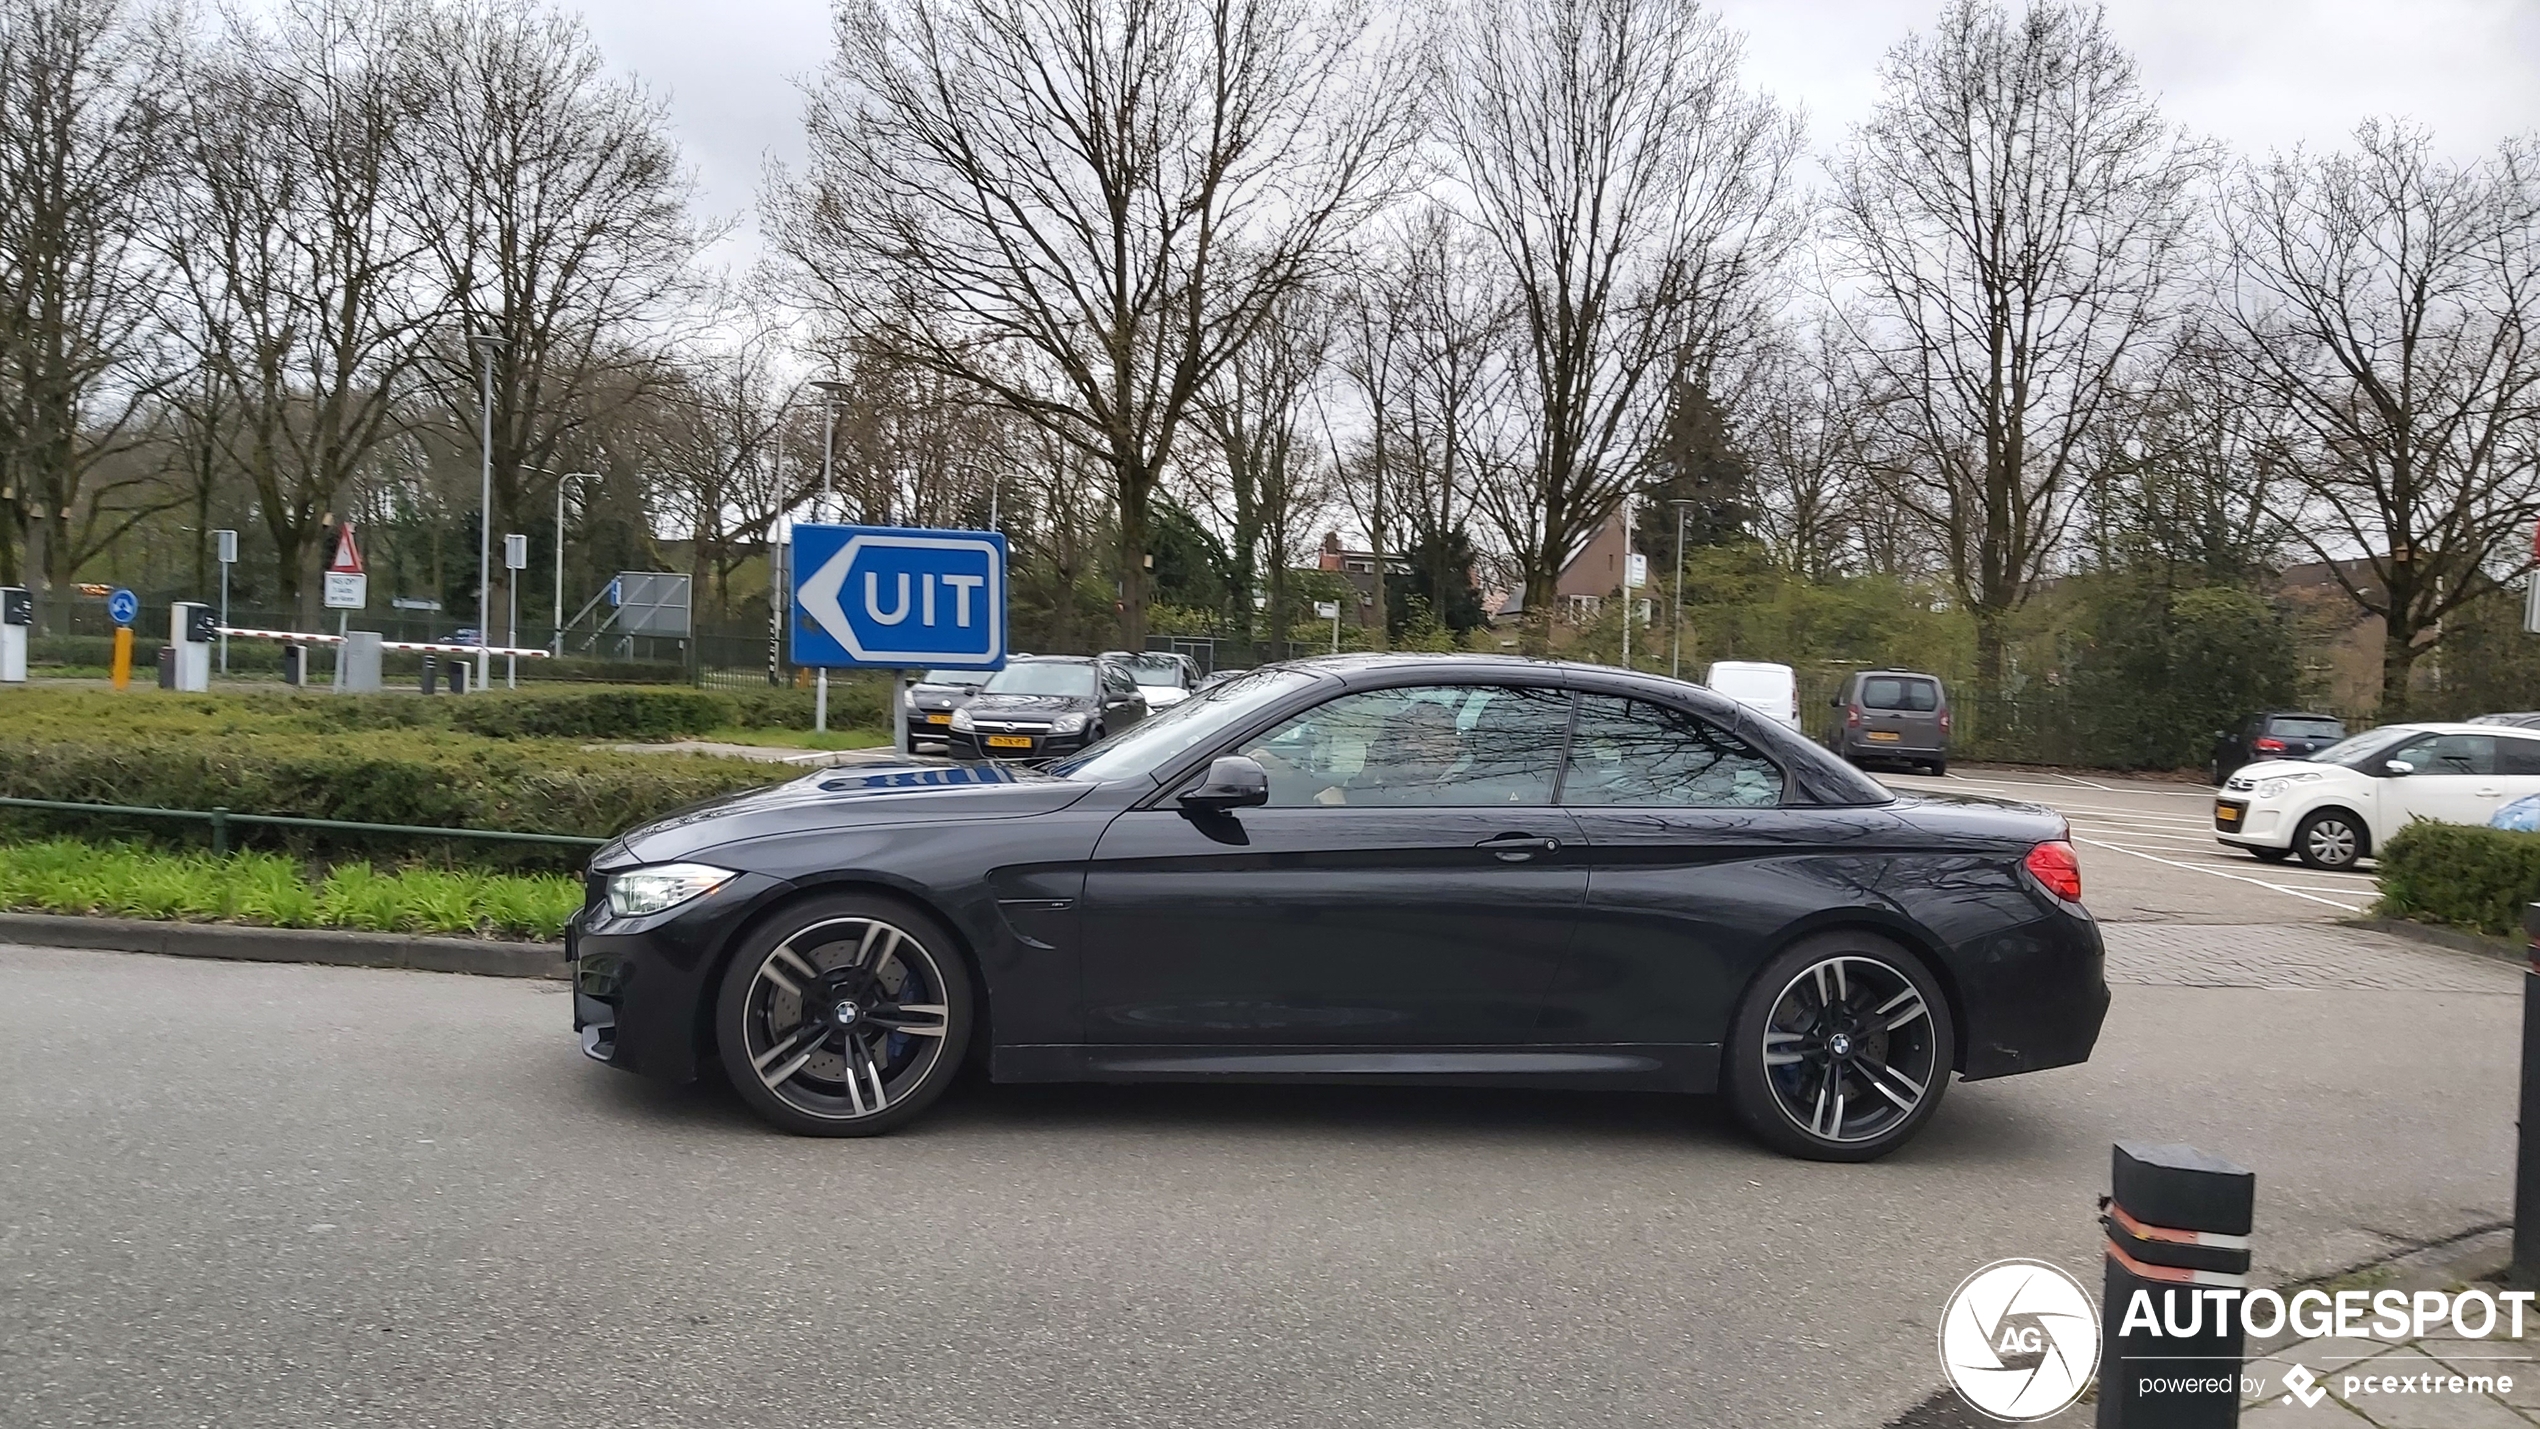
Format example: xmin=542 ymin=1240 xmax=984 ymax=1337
xmin=0 ymin=689 xmax=798 ymax=866
xmin=2374 ymin=822 xmax=2540 ymax=938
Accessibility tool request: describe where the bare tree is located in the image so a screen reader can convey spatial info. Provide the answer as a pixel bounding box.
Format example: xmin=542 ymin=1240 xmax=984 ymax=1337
xmin=1194 ymin=287 xmax=1331 ymax=647
xmin=1741 ymin=324 xmax=1864 ymax=581
xmin=769 ymin=0 xmax=1418 ymax=644
xmin=2083 ymin=319 xmax=2288 ymax=581
xmin=155 ymin=0 xmax=441 ymax=625
xmin=411 ymin=0 xmax=708 ymax=645
xmin=1825 ymin=0 xmax=2206 ymax=684
xmin=2225 ymin=122 xmax=2540 ymax=719
xmin=0 ymin=0 xmax=171 ymax=628
xmin=1439 ymin=0 xmax=1799 ymax=646
xmin=642 ymin=336 xmax=794 ymax=618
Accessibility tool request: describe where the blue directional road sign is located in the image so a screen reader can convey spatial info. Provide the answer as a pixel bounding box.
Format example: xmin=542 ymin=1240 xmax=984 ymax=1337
xmin=790 ymin=524 xmax=1007 ymax=671
xmin=106 ymin=588 xmax=138 ymax=626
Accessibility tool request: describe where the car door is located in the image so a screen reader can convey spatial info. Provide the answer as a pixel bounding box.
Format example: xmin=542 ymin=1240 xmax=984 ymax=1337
xmin=1539 ymin=693 xmax=1811 ymax=1050
xmin=2491 ymin=734 xmax=2540 ymax=810
xmin=1077 ymin=681 xmax=1587 ymax=1047
xmin=2382 ymin=732 xmax=2502 ymax=829
xmin=1098 ymin=663 xmax=1147 ymax=732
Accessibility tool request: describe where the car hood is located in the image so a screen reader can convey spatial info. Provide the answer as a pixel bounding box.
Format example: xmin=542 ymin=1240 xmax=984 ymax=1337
xmin=598 ymin=759 xmax=1098 ymax=867
xmin=963 ymin=692 xmax=1098 ymax=717
xmin=2235 ymin=758 xmax=2343 ymax=782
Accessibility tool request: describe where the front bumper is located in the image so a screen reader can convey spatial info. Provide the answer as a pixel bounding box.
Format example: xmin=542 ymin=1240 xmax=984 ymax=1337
xmin=2212 ymin=797 xmax=2289 ymax=846
xmin=946 ymin=728 xmax=1093 ymax=761
xmin=568 ymin=870 xmax=788 ymax=1082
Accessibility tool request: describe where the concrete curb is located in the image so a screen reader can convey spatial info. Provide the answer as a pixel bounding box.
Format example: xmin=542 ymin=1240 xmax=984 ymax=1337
xmin=2346 ymin=915 xmax=2527 ymax=966
xmin=0 ymin=912 xmax=565 ymax=979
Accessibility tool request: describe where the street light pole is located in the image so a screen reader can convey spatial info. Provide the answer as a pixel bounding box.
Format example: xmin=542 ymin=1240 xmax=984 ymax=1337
xmin=810 ymin=378 xmax=853 ymax=735
xmin=1620 ymin=498 xmax=1634 ymax=671
xmin=470 ymin=334 xmax=505 ymax=693
xmin=1670 ymin=499 xmax=1695 ymax=680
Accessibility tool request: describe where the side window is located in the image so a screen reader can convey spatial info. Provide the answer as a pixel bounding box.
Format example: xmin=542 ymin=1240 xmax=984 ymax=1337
xmin=2388 ymin=733 xmax=2496 ymax=776
xmin=1238 ymin=685 xmax=1570 ymax=808
xmin=2498 ymin=738 xmax=2540 ymax=776
xmin=1560 ymin=695 xmax=1785 ymax=808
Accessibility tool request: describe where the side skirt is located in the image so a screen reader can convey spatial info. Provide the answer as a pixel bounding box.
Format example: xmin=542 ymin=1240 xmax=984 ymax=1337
xmin=992 ymin=1043 xmax=1719 ymax=1093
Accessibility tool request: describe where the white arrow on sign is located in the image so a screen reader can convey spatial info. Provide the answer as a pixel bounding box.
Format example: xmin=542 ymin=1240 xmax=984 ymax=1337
xmin=798 ymin=532 xmax=1003 ymax=665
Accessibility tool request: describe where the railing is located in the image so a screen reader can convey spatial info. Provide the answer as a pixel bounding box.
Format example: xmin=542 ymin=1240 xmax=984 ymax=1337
xmin=0 ymin=796 xmax=608 ymax=856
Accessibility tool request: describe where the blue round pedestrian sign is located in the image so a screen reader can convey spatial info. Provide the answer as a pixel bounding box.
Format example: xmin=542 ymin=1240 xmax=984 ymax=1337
xmin=106 ymin=588 xmax=138 ymax=626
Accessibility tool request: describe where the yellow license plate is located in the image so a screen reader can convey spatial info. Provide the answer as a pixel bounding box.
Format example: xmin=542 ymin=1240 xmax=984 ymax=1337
xmin=926 ymin=712 xmax=951 ymax=725
xmin=2215 ymin=803 xmax=2240 ymax=822
xmin=1866 ymin=730 xmax=1902 ymax=743
xmin=985 ymin=734 xmax=1034 ymax=749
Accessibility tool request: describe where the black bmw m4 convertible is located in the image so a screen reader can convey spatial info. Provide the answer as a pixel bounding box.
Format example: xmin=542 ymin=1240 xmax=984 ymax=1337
xmin=568 ymin=654 xmax=2106 ymax=1161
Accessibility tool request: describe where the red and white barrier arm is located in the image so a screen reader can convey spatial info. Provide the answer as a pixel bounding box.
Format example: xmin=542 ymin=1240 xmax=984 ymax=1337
xmin=215 ymin=627 xmax=552 ymax=658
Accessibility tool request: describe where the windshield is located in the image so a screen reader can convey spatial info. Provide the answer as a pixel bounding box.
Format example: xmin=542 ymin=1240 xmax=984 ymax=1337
xmin=2267 ymin=715 xmax=2343 ymax=738
xmin=1050 ymin=667 xmax=1323 ymax=782
xmin=921 ymin=669 xmax=989 ymax=687
xmin=2309 ymin=725 xmax=2419 ymax=771
xmin=1124 ymin=655 xmax=1189 ymax=688
xmin=982 ymin=663 xmax=1098 ymax=698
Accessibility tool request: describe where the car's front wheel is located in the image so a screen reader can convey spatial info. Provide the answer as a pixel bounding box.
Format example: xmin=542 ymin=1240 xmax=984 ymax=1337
xmin=714 ymin=893 xmax=973 ymax=1137
xmin=2292 ymin=809 xmax=2368 ymax=871
xmin=1723 ymin=931 xmax=1954 ymax=1163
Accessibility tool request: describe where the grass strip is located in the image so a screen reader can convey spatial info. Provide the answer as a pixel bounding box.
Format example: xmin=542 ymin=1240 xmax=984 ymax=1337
xmin=0 ymin=838 xmax=583 ymax=940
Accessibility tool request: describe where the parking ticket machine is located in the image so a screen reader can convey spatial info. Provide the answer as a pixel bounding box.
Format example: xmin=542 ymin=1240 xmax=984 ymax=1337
xmin=170 ymin=601 xmax=212 ymax=693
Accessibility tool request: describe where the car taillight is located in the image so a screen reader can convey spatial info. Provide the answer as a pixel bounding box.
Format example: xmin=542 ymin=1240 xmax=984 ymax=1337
xmin=1938 ymin=708 xmax=1951 ymax=733
xmin=2253 ymin=736 xmax=2286 ymax=753
xmin=1846 ymin=707 xmax=1860 ymax=726
xmin=2025 ymin=841 xmax=2083 ymax=902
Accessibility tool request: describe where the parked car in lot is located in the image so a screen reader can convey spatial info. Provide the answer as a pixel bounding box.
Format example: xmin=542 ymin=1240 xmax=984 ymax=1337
xmin=2471 ymin=712 xmax=2540 ymax=730
xmin=569 ymin=653 xmax=2108 ymax=1162
xmin=1825 ymin=669 xmax=1950 ymax=775
xmin=2214 ymin=721 xmax=2540 ymax=869
xmin=902 ymin=668 xmax=993 ymax=745
xmin=1704 ymin=660 xmax=1803 ymax=732
xmin=1104 ymin=650 xmax=1203 ymax=708
xmin=944 ymin=655 xmax=1147 ymax=761
xmin=2209 ymin=710 xmax=2346 ymax=785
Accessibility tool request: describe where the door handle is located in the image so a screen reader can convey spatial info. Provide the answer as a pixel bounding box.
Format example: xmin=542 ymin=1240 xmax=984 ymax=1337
xmin=1476 ymin=833 xmax=1560 ymax=862
xmin=2479 ymin=787 xmax=2503 ymax=797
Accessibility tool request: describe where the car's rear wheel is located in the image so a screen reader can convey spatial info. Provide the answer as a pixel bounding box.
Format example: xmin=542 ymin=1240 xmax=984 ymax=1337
xmin=2292 ymin=810 xmax=2367 ymax=871
xmin=714 ymin=893 xmax=973 ymax=1137
xmin=1925 ymin=757 xmax=1948 ymax=777
xmin=1723 ymin=932 xmax=1953 ymax=1163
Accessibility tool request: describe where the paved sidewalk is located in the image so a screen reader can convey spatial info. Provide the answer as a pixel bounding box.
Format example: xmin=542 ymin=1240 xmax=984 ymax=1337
xmin=2238 ymin=1230 xmax=2539 ymax=1427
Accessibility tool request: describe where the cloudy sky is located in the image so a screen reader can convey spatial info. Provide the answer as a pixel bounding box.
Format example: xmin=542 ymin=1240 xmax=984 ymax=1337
xmin=570 ymin=0 xmax=2540 ymax=270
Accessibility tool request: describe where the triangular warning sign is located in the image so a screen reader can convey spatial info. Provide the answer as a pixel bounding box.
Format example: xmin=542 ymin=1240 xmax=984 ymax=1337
xmin=329 ymin=522 xmax=365 ymax=576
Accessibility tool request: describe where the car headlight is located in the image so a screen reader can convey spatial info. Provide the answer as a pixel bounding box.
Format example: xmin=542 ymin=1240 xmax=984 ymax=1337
xmin=2255 ymin=772 xmax=2322 ymax=799
xmin=949 ymin=708 xmax=975 ymax=732
xmin=607 ymin=862 xmax=737 ymax=918
xmin=903 ymin=688 xmax=921 ymax=710
xmin=1051 ymin=713 xmax=1086 ymax=735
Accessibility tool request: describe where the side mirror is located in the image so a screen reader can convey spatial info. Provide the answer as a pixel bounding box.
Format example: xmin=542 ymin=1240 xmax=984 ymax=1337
xmin=1180 ymin=754 xmax=1269 ymax=811
xmin=2383 ymin=760 xmax=2413 ymax=778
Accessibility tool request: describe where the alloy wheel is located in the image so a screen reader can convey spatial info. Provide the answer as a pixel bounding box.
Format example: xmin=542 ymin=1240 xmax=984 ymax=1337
xmin=737 ymin=915 xmax=952 ymax=1121
xmin=1760 ymin=955 xmax=1940 ymax=1145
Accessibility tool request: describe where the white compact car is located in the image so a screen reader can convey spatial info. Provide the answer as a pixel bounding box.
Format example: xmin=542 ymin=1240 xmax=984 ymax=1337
xmin=2214 ymin=722 xmax=2540 ymax=870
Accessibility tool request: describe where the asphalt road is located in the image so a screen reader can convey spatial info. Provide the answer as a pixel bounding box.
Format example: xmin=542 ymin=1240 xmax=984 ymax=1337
xmin=1 ymin=925 xmax=2520 ymax=1429
xmin=1881 ymin=765 xmax=2381 ymax=923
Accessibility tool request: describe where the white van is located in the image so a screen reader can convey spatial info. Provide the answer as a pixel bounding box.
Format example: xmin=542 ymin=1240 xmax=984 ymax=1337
xmin=1704 ymin=661 xmax=1802 ymax=732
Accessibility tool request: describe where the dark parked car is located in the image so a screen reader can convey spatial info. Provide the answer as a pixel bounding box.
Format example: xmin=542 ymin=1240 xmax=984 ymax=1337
xmin=1826 ymin=669 xmax=1951 ymax=774
xmin=2210 ymin=711 xmax=2346 ymax=785
xmin=943 ymin=655 xmax=1147 ymax=761
xmin=568 ymin=654 xmax=2108 ymax=1162
xmin=902 ymin=668 xmax=992 ymax=745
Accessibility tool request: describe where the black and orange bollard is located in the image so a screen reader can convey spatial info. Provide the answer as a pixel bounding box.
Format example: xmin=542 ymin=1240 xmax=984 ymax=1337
xmin=2098 ymin=1142 xmax=2254 ymax=1428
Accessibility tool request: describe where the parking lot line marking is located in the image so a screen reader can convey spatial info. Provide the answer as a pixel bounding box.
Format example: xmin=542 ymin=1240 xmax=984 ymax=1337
xmin=2070 ymin=835 xmax=2369 ymax=913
